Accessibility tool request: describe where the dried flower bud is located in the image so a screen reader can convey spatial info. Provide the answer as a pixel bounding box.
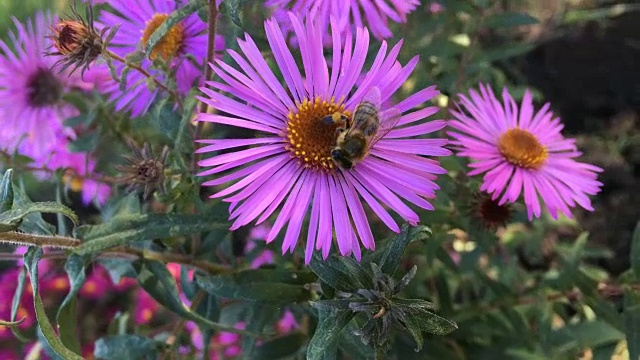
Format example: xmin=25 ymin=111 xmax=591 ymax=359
xmin=47 ymin=5 xmax=105 ymax=76
xmin=115 ymin=140 xmax=169 ymax=199
xmin=472 ymin=192 xmax=511 ymax=230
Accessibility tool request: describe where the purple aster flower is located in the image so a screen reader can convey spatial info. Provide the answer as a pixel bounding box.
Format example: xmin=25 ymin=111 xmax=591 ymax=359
xmin=448 ymin=84 xmax=603 ymax=220
xmin=0 ymin=12 xmax=85 ymax=164
xmin=266 ymin=0 xmax=420 ymax=41
xmin=197 ymin=14 xmax=449 ymax=263
xmin=98 ymin=0 xmax=223 ymax=117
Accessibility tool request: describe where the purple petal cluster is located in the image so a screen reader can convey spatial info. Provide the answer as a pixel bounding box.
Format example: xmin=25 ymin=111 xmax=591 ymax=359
xmin=197 ymin=14 xmax=449 ymax=263
xmin=266 ymin=0 xmax=420 ymax=41
xmin=448 ymin=84 xmax=603 ymax=220
xmin=97 ymin=0 xmax=223 ymax=117
xmin=0 ymin=12 xmax=110 ymax=205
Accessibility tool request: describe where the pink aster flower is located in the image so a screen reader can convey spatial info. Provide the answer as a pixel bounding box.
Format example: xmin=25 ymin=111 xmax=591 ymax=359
xmin=448 ymin=84 xmax=603 ymax=220
xmin=98 ymin=0 xmax=223 ymax=117
xmin=267 ymin=0 xmax=420 ymax=41
xmin=134 ymin=289 xmax=160 ymax=325
xmin=0 ymin=12 xmax=84 ymax=164
xmin=197 ymin=14 xmax=449 ymax=263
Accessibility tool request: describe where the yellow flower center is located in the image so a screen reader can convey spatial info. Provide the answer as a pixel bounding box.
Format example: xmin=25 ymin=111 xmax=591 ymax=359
xmin=141 ymin=13 xmax=184 ymax=61
xmin=497 ymin=128 xmax=548 ymax=169
xmin=285 ymin=97 xmax=351 ymax=171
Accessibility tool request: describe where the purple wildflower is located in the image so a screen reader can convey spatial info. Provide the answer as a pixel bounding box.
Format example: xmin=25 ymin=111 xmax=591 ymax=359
xmin=0 ymin=12 xmax=86 ymax=164
xmin=98 ymin=0 xmax=223 ymax=117
xmin=197 ymin=14 xmax=449 ymax=263
xmin=448 ymin=84 xmax=603 ymax=220
xmin=266 ymin=0 xmax=420 ymax=41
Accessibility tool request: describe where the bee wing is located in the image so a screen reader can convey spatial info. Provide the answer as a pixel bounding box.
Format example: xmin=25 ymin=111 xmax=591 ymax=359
xmin=361 ymin=86 xmax=382 ymax=110
xmin=369 ymin=107 xmax=402 ymax=149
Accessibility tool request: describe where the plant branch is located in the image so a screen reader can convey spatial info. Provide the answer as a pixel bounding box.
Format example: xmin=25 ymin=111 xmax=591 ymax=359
xmin=105 ymin=50 xmax=183 ymax=109
xmin=0 ymin=232 xmax=80 ymax=249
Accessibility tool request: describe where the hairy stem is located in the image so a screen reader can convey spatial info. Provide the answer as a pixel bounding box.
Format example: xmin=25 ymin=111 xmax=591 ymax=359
xmin=0 ymin=232 xmax=81 ymax=249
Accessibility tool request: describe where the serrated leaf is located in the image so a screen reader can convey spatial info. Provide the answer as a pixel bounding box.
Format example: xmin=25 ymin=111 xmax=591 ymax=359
xmin=56 ymin=254 xmax=86 ymax=354
xmin=307 ymin=308 xmax=355 ymax=360
xmin=0 ymin=169 xmax=14 ymax=212
xmin=0 ymin=202 xmax=78 ymax=229
xmin=94 ymin=335 xmax=161 ymax=360
xmin=196 ymin=269 xmax=314 ymax=303
xmin=135 ymin=259 xmax=249 ymax=334
xmin=485 ymin=12 xmax=539 ymax=28
xmin=145 ymin=0 xmax=206 ymax=56
xmin=73 ymin=213 xmax=227 ymax=255
xmin=23 ymin=248 xmax=83 ymax=360
xmin=253 ymin=333 xmax=307 ymax=360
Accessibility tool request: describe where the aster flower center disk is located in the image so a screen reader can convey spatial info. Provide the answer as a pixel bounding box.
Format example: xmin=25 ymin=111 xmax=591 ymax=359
xmin=26 ymin=68 xmax=63 ymax=107
xmin=497 ymin=128 xmax=548 ymax=169
xmin=141 ymin=13 xmax=184 ymax=61
xmin=285 ymin=97 xmax=351 ymax=171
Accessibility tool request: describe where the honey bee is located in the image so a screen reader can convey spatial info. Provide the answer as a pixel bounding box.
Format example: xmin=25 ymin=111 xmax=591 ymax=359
xmin=323 ymin=87 xmax=401 ymax=169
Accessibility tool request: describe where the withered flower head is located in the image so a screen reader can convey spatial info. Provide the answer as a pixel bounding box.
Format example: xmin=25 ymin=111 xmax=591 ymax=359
xmin=345 ymin=264 xmax=456 ymax=349
xmin=47 ymin=4 xmax=107 ymax=76
xmin=472 ymin=192 xmax=512 ymax=230
xmin=115 ymin=140 xmax=169 ymax=199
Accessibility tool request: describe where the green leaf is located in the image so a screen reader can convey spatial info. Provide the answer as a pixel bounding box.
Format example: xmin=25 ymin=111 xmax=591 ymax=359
xmin=379 ymin=224 xmax=431 ymax=275
xmin=94 ymin=335 xmax=161 ymax=360
xmin=475 ymin=43 xmax=536 ymax=63
xmin=10 ymin=266 xmax=29 ymax=341
xmin=73 ymin=213 xmax=227 ymax=255
xmin=64 ymin=110 xmax=97 ymax=128
xmin=135 ymin=259 xmax=250 ymax=335
xmin=0 ymin=201 xmax=78 ymax=229
xmin=307 ymin=308 xmax=356 ymax=360
xmin=253 ymin=333 xmax=307 ymax=360
xmin=631 ymin=222 xmax=640 ymax=279
xmin=338 ymin=321 xmax=375 ymax=360
xmin=485 ymin=12 xmax=539 ymax=28
xmin=411 ymin=309 xmax=458 ymax=336
xmin=0 ymin=169 xmax=14 ymax=212
xmin=56 ymin=254 xmax=86 ymax=354
xmin=68 ymin=132 xmax=99 ymax=153
xmin=242 ymin=303 xmax=278 ymax=358
xmin=23 ymin=247 xmax=83 ymax=360
xmin=219 ymin=0 xmax=247 ymax=28
xmin=625 ymin=290 xmax=640 ymax=360
xmin=552 ymin=320 xmax=625 ymax=349
xmin=196 ymin=269 xmax=315 ymax=303
xmin=144 ymin=0 xmax=206 ymax=56
xmin=309 ymin=253 xmax=366 ymax=292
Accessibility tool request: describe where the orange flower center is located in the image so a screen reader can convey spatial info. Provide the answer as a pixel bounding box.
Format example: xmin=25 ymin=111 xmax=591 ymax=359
xmin=285 ymin=97 xmax=351 ymax=171
xmin=497 ymin=128 xmax=548 ymax=169
xmin=141 ymin=13 xmax=184 ymax=61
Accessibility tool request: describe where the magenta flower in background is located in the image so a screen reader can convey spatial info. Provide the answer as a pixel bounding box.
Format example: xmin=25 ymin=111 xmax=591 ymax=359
xmin=266 ymin=0 xmax=420 ymax=41
xmin=0 ymin=12 xmax=85 ymax=164
xmin=448 ymin=84 xmax=603 ymax=220
xmin=197 ymin=14 xmax=449 ymax=263
xmin=98 ymin=0 xmax=223 ymax=117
